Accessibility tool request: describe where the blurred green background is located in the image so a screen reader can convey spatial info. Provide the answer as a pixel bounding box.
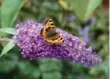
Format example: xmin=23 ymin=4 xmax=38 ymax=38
xmin=0 ymin=0 xmax=109 ymax=79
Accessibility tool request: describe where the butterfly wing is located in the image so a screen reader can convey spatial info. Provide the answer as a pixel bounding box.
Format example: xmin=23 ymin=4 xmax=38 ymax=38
xmin=44 ymin=18 xmax=54 ymax=28
xmin=41 ymin=18 xmax=64 ymax=45
xmin=44 ymin=18 xmax=57 ymax=39
xmin=45 ymin=36 xmax=64 ymax=45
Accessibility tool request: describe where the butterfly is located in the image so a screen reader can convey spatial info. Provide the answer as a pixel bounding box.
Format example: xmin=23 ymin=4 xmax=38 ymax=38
xmin=40 ymin=18 xmax=64 ymax=45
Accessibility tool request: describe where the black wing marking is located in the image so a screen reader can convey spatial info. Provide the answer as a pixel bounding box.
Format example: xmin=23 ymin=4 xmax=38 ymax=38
xmin=40 ymin=28 xmax=44 ymax=36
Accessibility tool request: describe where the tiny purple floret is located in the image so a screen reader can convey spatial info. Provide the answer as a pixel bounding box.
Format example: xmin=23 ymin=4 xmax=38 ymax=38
xmin=13 ymin=19 xmax=101 ymax=66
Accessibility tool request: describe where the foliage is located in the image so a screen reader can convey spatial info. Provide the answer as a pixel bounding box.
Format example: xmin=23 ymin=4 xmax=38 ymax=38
xmin=1 ymin=0 xmax=25 ymax=28
xmin=0 ymin=0 xmax=108 ymax=79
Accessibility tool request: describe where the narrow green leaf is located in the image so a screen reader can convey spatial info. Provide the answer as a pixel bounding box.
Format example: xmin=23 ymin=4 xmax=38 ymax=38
xmin=0 ymin=40 xmax=15 ymax=57
xmin=58 ymin=0 xmax=68 ymax=10
xmin=1 ymin=0 xmax=25 ymax=28
xmin=0 ymin=7 xmax=1 ymax=28
xmin=0 ymin=28 xmax=16 ymax=34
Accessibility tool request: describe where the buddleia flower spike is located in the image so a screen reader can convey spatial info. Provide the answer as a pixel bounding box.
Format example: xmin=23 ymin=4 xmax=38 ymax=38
xmin=13 ymin=19 xmax=101 ymax=66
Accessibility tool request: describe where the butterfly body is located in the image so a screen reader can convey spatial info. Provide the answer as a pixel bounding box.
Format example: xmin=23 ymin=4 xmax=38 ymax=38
xmin=40 ymin=18 xmax=64 ymax=45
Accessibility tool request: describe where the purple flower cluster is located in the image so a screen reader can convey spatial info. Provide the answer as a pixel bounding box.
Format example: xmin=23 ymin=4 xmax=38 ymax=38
xmin=13 ymin=19 xmax=101 ymax=66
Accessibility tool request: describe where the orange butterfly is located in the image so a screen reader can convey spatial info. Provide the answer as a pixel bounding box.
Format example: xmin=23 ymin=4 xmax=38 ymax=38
xmin=40 ymin=18 xmax=64 ymax=45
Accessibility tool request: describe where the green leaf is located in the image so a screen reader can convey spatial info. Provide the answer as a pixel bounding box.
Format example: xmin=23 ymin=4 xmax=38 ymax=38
xmin=66 ymin=0 xmax=102 ymax=21
xmin=0 ymin=53 xmax=18 ymax=73
xmin=42 ymin=72 xmax=62 ymax=79
xmin=1 ymin=0 xmax=25 ymax=28
xmin=39 ymin=62 xmax=62 ymax=72
xmin=58 ymin=0 xmax=68 ymax=10
xmin=85 ymin=0 xmax=102 ymax=19
xmin=0 ymin=28 xmax=16 ymax=34
xmin=18 ymin=61 xmax=41 ymax=78
xmin=39 ymin=59 xmax=62 ymax=72
xmin=0 ymin=40 xmax=15 ymax=57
